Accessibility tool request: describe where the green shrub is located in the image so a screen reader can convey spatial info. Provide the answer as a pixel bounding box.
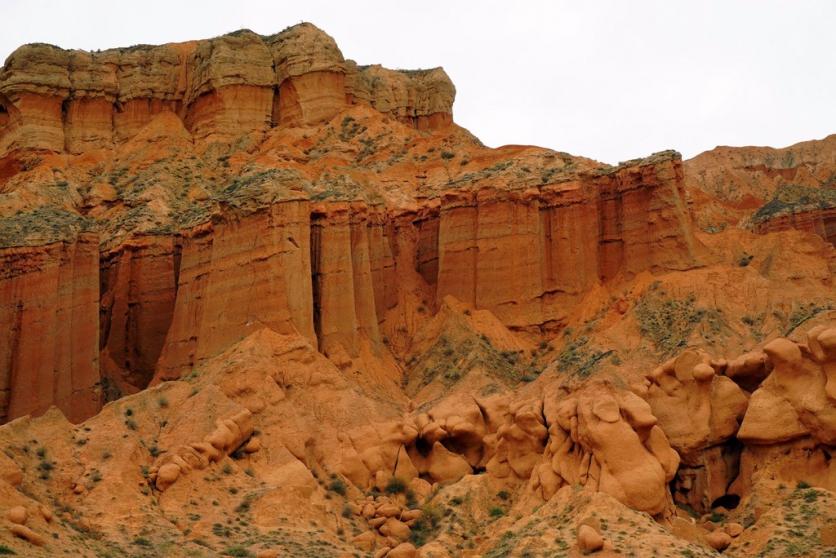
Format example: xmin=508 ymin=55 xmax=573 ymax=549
xmin=385 ymin=477 xmax=407 ymax=494
xmin=489 ymin=506 xmax=505 ymax=518
xmin=234 ymin=497 xmax=252 ymax=514
xmin=556 ymin=336 xmax=612 ymax=378
xmin=784 ymin=303 xmax=830 ymax=335
xmin=328 ymin=477 xmax=347 ymax=496
xmin=635 ymin=285 xmax=722 ymax=355
xmin=409 ymin=503 xmax=443 ymax=546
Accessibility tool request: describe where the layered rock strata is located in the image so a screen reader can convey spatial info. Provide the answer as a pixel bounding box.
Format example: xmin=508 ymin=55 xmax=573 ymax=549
xmin=0 ymin=24 xmax=455 ymax=156
xmin=0 ymin=234 xmax=100 ymax=422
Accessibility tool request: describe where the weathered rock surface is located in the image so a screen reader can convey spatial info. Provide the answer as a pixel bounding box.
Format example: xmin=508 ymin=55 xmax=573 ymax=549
xmin=531 ymin=383 xmax=680 ymax=516
xmin=0 ymin=21 xmax=835 ymax=558
xmin=684 ymin=135 xmax=836 ymax=245
xmin=0 ymin=234 xmax=101 ymax=422
xmin=0 ymin=23 xmax=455 ymax=157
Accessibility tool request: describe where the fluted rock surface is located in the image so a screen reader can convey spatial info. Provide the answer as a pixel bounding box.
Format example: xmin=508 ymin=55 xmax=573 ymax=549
xmin=156 ymin=202 xmax=315 ymax=381
xmin=0 ymin=234 xmax=100 ymax=422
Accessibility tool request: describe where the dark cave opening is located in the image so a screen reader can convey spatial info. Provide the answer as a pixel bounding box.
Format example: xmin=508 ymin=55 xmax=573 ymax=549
xmin=711 ymin=494 xmax=741 ymax=510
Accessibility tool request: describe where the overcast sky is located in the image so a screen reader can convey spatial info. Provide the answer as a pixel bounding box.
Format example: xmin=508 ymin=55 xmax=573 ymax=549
xmin=2 ymin=0 xmax=834 ymax=163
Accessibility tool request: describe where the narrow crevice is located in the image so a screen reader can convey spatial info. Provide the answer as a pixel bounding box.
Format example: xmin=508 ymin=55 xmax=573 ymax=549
xmin=310 ymin=212 xmax=324 ymax=348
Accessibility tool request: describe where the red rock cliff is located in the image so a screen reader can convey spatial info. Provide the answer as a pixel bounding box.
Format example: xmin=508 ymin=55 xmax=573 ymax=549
xmin=0 ymin=234 xmax=101 ymax=422
xmin=0 ymin=24 xmax=455 ymax=157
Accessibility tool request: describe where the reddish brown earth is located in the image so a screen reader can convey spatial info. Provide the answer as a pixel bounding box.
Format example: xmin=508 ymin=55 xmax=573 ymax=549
xmin=0 ymin=23 xmax=835 ymax=558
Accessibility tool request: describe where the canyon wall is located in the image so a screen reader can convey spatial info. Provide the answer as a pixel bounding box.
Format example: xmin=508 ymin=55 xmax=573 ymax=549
xmin=0 ymin=234 xmax=101 ymax=423
xmin=0 ymin=24 xmax=455 ymax=156
xmin=0 ymin=151 xmax=700 ymax=421
xmin=99 ymin=236 xmax=178 ymax=392
xmin=437 ymin=152 xmax=700 ymax=330
xmin=155 ymin=202 xmax=315 ymax=380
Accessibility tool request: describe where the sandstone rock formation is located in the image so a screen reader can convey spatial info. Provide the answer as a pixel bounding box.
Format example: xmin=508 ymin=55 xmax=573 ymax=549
xmin=0 ymin=21 xmax=835 ymax=558
xmin=684 ymin=134 xmax=836 ymax=245
xmin=531 ymin=384 xmax=680 ymax=516
xmin=732 ymin=326 xmax=836 ymax=495
xmin=0 ymin=233 xmax=101 ymax=423
xmin=0 ymin=23 xmax=455 ymax=157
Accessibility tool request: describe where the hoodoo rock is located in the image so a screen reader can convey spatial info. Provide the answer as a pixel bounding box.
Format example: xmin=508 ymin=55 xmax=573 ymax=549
xmin=531 ymin=384 xmax=680 ymax=516
xmin=0 ymin=20 xmax=835 ymax=558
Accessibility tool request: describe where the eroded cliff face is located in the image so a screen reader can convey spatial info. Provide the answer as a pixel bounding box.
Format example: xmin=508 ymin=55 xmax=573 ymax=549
xmin=0 ymin=234 xmax=100 ymax=423
xmin=436 ymin=154 xmax=700 ymax=329
xmin=684 ymin=135 xmax=836 ymax=245
xmin=0 ymin=24 xmax=455 ymax=156
xmin=1 ymin=22 xmax=836 ymax=558
xmin=99 ymin=236 xmax=177 ymax=393
xmin=156 ymin=201 xmax=315 ymax=380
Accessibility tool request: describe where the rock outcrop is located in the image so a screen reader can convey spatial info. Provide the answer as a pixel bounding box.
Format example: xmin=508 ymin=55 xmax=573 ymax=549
xmin=684 ymin=135 xmax=836 ymax=245
xmin=733 ymin=326 xmax=836 ymax=494
xmin=0 ymin=234 xmax=101 ymax=422
xmin=531 ymin=384 xmax=680 ymax=517
xmin=641 ymin=349 xmax=749 ymax=512
xmin=437 ymin=153 xmax=702 ymax=329
xmin=0 ymin=23 xmax=455 ymax=157
xmin=149 ymin=408 xmax=256 ymax=491
xmin=1 ymin=20 xmax=836 ymax=558
xmin=155 ymin=202 xmax=316 ymax=380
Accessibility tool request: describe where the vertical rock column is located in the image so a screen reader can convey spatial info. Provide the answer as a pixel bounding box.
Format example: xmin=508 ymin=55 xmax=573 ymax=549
xmin=156 ymin=201 xmax=315 ymax=380
xmin=367 ymin=212 xmax=398 ymax=324
xmin=538 ymin=185 xmax=602 ymax=326
xmin=311 ymin=205 xmax=360 ymax=357
xmin=0 ymin=234 xmax=101 ymax=423
xmin=594 ymin=155 xmax=701 ymax=280
xmin=436 ymin=191 xmax=479 ymax=308
xmin=350 ymin=207 xmax=382 ymax=346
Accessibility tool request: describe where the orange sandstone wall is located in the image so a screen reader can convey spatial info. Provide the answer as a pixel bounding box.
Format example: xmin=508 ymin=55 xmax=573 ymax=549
xmin=0 ymin=157 xmax=699 ymax=418
xmin=436 ymin=156 xmax=700 ymax=331
xmin=751 ymin=207 xmax=836 ymax=246
xmin=0 ymin=25 xmax=455 ymax=157
xmin=99 ymin=236 xmax=178 ymax=391
xmin=156 ymin=202 xmax=314 ymax=380
xmin=0 ymin=234 xmax=101 ymax=423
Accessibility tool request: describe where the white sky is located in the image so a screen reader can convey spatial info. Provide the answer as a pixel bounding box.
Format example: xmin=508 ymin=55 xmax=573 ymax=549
xmin=2 ymin=0 xmax=835 ymax=164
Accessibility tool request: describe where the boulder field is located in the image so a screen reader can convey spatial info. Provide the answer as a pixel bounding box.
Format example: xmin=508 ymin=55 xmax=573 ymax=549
xmin=0 ymin=22 xmax=835 ymax=558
